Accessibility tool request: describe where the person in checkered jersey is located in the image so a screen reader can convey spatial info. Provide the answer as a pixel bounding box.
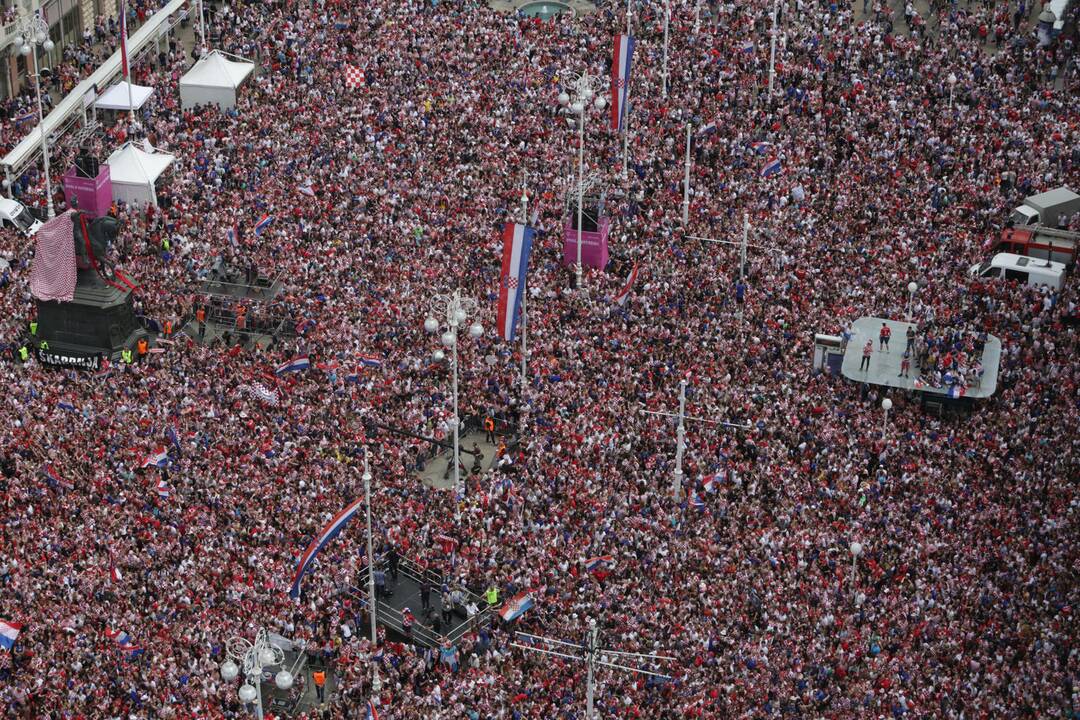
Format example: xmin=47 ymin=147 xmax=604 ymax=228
xmin=0 ymin=0 xmax=1075 ymax=718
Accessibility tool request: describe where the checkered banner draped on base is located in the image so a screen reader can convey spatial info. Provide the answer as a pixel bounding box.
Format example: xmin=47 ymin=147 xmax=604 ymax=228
xmin=30 ymin=211 xmax=77 ymax=302
xmin=344 ymin=64 xmax=365 ymax=89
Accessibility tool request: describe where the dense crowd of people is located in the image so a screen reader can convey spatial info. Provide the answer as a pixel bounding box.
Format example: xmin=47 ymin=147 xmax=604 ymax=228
xmin=1 ymin=0 xmax=1078 ymax=717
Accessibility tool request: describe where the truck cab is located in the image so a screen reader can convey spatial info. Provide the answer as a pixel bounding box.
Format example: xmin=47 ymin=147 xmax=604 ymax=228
xmin=0 ymin=198 xmax=44 ymax=237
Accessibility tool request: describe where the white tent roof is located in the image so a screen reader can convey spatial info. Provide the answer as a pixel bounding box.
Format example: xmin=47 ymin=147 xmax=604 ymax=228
xmin=94 ymin=81 xmax=155 ymax=111
xmin=181 ymin=50 xmax=254 ymax=90
xmin=106 ymin=143 xmax=175 ymax=185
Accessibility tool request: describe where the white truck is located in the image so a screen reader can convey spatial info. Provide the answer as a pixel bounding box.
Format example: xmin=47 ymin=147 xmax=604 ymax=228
xmin=1009 ymin=186 xmax=1080 ymax=229
xmin=0 ymin=198 xmax=44 ymax=237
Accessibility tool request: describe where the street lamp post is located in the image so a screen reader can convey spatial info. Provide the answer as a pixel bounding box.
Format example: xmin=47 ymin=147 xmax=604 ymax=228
xmin=881 ymin=398 xmax=892 ymax=437
xmin=681 ymin=123 xmax=691 ymax=224
xmin=947 ymin=73 xmax=957 ymax=109
xmin=13 ymin=14 xmax=56 ymax=219
xmin=906 ymin=281 xmax=918 ymax=322
xmin=849 ymin=542 xmax=863 ymax=595
xmin=361 ymin=453 xmax=383 ymax=699
xmin=768 ymin=0 xmax=780 ymax=98
xmin=661 ymin=0 xmax=670 ymax=98
xmin=219 ymin=629 xmax=294 ymax=720
xmin=425 ymin=291 xmax=483 ymax=507
xmin=558 ymin=72 xmax=607 ymax=290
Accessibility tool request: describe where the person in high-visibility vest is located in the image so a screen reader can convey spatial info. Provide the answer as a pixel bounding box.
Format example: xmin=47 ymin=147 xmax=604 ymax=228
xmin=484 ymin=415 xmax=496 ymax=443
xmin=195 ymin=307 xmax=206 ymax=341
xmin=121 ymin=349 xmax=134 ymax=364
xmin=312 ymin=669 xmax=326 ymax=703
xmin=18 ymin=345 xmax=29 ymax=362
xmin=485 ymin=585 xmax=499 ymax=606
xmin=164 ymin=319 xmax=172 ymax=337
xmin=29 ymin=321 xmax=37 ymax=336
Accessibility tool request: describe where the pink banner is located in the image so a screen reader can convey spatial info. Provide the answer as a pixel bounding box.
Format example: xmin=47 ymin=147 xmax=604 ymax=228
xmin=562 ymin=216 xmax=610 ymax=270
xmin=63 ymin=165 xmax=112 ymax=218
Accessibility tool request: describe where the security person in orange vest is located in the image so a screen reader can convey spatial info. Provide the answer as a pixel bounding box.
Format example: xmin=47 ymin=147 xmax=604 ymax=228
xmin=164 ymin=319 xmax=172 ymax=338
xmin=195 ymin=307 xmax=206 ymax=341
xmin=312 ymin=669 xmax=326 ymax=703
xmin=484 ymin=415 xmax=496 ymax=444
xmin=136 ymin=338 xmax=149 ymax=360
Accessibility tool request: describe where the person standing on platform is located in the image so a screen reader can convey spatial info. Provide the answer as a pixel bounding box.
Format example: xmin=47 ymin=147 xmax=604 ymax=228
xmin=420 ymin=578 xmax=432 ymax=611
xmin=879 ymin=323 xmax=891 ymax=351
xmin=860 ymin=340 xmax=873 ymax=371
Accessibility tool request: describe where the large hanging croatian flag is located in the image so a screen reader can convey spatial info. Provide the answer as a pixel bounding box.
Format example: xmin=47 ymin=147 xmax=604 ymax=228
xmin=497 ymin=222 xmax=535 ymax=343
xmin=610 ymin=34 xmax=635 ymax=131
xmin=498 ymin=592 xmax=535 ymax=622
xmin=288 ymin=497 xmax=365 ymax=599
xmin=120 ymin=1 xmax=129 ymax=79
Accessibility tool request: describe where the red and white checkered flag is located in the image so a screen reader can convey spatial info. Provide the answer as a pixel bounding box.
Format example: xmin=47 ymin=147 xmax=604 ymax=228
xmin=344 ymin=64 xmax=365 ymax=89
xmin=30 ymin=210 xmax=77 ymax=302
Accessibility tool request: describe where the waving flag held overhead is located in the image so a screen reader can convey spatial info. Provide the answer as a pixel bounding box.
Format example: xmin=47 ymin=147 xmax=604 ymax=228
xmin=365 ymin=700 xmax=380 ymax=720
xmin=704 ymin=472 xmax=724 ymax=493
xmin=610 ymin=34 xmax=635 ymax=131
xmin=110 ymin=563 xmax=123 ymax=584
xmin=751 ymin=141 xmax=773 ymax=155
xmin=289 ymin=497 xmax=365 ymax=599
xmin=0 ymin=620 xmax=21 ymax=651
xmin=584 ymin=555 xmax=613 ymax=573
xmin=105 ymin=628 xmax=142 ymax=658
xmin=760 ymin=159 xmax=783 ymax=178
xmin=358 ymin=355 xmax=383 ymax=368
xmin=141 ymin=448 xmax=168 ymax=469
xmin=613 ymin=264 xmax=639 ymax=306
xmin=275 ymin=356 xmax=311 ymax=376
xmin=165 ymin=426 xmax=181 ymax=453
xmin=155 ymin=479 xmax=171 ymax=499
xmin=498 ymin=592 xmax=535 ymax=622
xmin=253 ymin=215 xmax=275 ymax=236
xmin=497 ymin=223 xmax=535 ymax=343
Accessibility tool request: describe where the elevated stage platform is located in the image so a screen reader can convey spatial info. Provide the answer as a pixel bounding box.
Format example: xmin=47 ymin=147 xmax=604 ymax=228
xmin=840 ymin=317 xmax=1001 ymax=399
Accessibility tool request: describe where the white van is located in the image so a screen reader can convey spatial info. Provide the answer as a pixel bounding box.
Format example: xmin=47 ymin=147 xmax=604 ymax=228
xmin=969 ymin=253 xmax=1066 ymax=291
xmin=0 ymin=198 xmax=44 ymax=237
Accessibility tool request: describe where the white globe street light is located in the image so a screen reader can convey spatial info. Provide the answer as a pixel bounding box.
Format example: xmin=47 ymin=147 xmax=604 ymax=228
xmin=425 ymin=289 xmax=483 ymax=509
xmin=850 ymin=541 xmax=863 ymax=595
xmin=881 ymin=397 xmax=892 ymax=437
xmin=560 ymin=69 xmax=608 ymax=292
xmin=12 ymin=13 xmax=56 ymax=218
xmin=906 ymin=281 xmax=918 ymax=322
xmin=219 ymin=629 xmax=288 ymax=719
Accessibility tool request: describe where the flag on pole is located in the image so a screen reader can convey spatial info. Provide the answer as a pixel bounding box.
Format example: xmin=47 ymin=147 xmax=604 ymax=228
xmin=344 ymin=64 xmax=366 ymax=89
xmin=613 ymin=263 xmax=639 ymax=306
xmin=497 ymin=592 xmax=535 ymax=622
xmin=253 ymin=215 xmax=275 ymax=236
xmin=155 ymin=479 xmax=171 ymax=499
xmin=703 ymin=472 xmax=723 ymax=493
xmin=141 ymin=448 xmax=168 ymax=469
xmin=610 ymin=34 xmax=635 ymax=131
xmin=584 ymin=555 xmax=613 ymax=573
xmin=288 ymin=498 xmax=366 ymax=598
xmin=365 ymin=700 xmax=380 ymax=720
xmin=120 ymin=1 xmax=130 ymax=79
xmin=497 ymin=222 xmax=535 ymax=343
xmin=0 ymin=620 xmax=21 ymax=651
xmin=760 ymin=158 xmax=782 ymax=178
xmin=358 ymin=355 xmax=383 ymax=368
xmin=275 ymin=356 xmax=311 ymax=375
xmin=751 ymin=141 xmax=773 ymax=154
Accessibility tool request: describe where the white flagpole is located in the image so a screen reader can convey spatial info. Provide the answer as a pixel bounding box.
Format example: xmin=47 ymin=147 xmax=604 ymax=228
xmin=681 ymin=123 xmax=691 ymax=224
xmin=123 ymin=0 xmax=134 ymax=123
xmin=768 ymin=0 xmax=778 ymax=98
xmin=621 ymin=0 xmax=631 ymax=179
xmin=520 ymin=172 xmax=528 ymax=396
xmin=661 ymin=0 xmax=670 ymax=99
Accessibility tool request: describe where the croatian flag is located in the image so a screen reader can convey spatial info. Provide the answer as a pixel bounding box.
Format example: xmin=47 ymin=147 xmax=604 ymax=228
xmin=165 ymin=426 xmax=181 ymax=452
xmin=740 ymin=40 xmax=755 ymax=54
xmin=585 ymin=555 xmax=613 ymax=572
xmin=120 ymin=0 xmax=129 ymax=79
xmin=751 ymin=141 xmax=773 ymax=155
xmin=947 ymin=385 xmax=966 ymax=399
xmin=57 ymin=400 xmax=77 ymax=412
xmin=0 ymin=620 xmax=21 ymax=651
xmin=610 ymin=34 xmax=635 ymax=131
xmin=497 ymin=223 xmax=535 ymax=343
xmin=704 ymin=472 xmax=724 ymax=493
xmin=366 ymin=700 xmax=380 ymax=720
xmin=613 ymin=264 xmax=639 ymax=306
xmin=359 ymin=355 xmax=383 ymax=368
xmin=110 ymin=563 xmax=123 ymax=584
xmin=690 ymin=491 xmax=706 ymax=510
xmin=105 ymin=629 xmax=141 ymax=654
xmin=289 ymin=497 xmax=366 ymax=598
xmin=253 ymin=215 xmax=275 ymax=236
xmin=156 ymin=479 xmax=170 ymax=499
xmin=760 ymin=159 xmax=782 ymax=178
xmin=142 ymin=448 xmax=168 ymax=469
xmin=498 ymin=592 xmax=535 ymax=622
xmin=275 ymin=356 xmax=311 ymax=375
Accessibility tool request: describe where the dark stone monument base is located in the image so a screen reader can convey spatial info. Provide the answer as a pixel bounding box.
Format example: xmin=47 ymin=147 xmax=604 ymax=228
xmin=37 ymin=280 xmax=148 ymax=358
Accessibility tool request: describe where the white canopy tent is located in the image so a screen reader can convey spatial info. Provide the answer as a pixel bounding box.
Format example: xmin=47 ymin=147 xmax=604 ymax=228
xmin=179 ymin=50 xmax=255 ymax=110
xmin=106 ymin=142 xmax=175 ymax=207
xmin=93 ymin=81 xmax=156 ymax=112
